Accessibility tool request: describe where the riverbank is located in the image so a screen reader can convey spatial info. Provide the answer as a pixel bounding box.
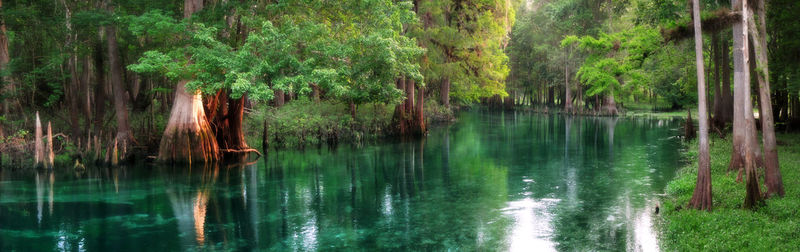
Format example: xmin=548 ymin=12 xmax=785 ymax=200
xmin=245 ymin=98 xmax=454 ymax=150
xmin=658 ymin=134 xmax=800 ymax=250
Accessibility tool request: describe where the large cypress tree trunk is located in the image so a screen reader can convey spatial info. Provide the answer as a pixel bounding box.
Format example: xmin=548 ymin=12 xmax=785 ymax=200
xmin=688 ymin=0 xmax=712 ymax=211
xmin=208 ymin=91 xmax=249 ymax=154
xmin=158 ymin=0 xmax=219 ymax=163
xmin=602 ymin=89 xmax=618 ymax=116
xmin=747 ymin=0 xmax=784 ymax=198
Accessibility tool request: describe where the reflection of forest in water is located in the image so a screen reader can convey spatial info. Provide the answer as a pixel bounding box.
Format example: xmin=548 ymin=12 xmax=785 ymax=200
xmin=0 ymin=110 xmax=683 ymax=251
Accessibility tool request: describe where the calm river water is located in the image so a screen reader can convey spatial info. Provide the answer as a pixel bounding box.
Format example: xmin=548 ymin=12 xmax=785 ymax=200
xmin=0 ymin=110 xmax=684 ymax=251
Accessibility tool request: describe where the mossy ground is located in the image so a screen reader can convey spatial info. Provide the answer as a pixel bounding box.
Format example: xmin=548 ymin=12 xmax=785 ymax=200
xmin=658 ymin=133 xmax=800 ymax=251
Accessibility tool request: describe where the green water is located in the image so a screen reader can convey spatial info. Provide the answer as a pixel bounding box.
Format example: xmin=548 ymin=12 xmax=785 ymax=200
xmin=0 ymin=110 xmax=684 ymax=251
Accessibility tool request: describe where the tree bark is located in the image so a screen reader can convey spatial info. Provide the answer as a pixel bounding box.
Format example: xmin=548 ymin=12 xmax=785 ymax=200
xmin=747 ymin=1 xmax=784 ymax=197
xmin=688 ymin=0 xmax=712 ymax=211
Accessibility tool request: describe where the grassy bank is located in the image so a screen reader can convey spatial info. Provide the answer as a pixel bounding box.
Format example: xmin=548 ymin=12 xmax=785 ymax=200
xmin=658 ymin=134 xmax=800 ymax=250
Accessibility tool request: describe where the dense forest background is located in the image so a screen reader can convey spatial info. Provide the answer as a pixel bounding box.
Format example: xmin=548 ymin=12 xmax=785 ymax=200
xmin=0 ymin=0 xmax=798 ymax=167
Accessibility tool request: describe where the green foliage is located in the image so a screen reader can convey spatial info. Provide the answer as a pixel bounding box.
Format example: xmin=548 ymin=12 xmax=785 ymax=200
xmin=562 ymin=25 xmax=662 ymax=99
xmin=127 ymin=0 xmax=424 ymax=106
xmin=413 ymin=0 xmax=518 ymax=103
xmin=659 ymin=134 xmax=800 ymax=251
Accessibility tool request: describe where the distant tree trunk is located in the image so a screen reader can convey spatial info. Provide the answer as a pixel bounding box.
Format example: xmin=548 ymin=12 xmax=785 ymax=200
xmin=547 ymin=86 xmax=554 ymax=107
xmin=158 ymin=0 xmax=219 ymax=163
xmin=414 ymin=84 xmax=426 ymax=134
xmin=0 ymin=0 xmax=11 ymax=117
xmin=392 ymin=77 xmax=408 ymax=135
xmin=441 ymin=77 xmax=450 ymax=109
xmin=688 ymin=0 xmax=712 ymax=211
xmin=310 ymin=83 xmax=320 ymax=103
xmin=105 ymin=11 xmax=136 ymax=148
xmin=712 ymin=33 xmax=723 ymax=128
xmin=406 ymin=78 xmax=415 ymax=114
xmin=564 ymin=50 xmax=572 ymax=113
xmin=349 ymin=102 xmax=356 ymax=119
xmin=737 ymin=0 xmax=762 ymax=209
xmin=747 ymin=1 xmax=784 ymax=198
xmin=273 ymin=89 xmax=284 ymax=107
xmin=35 ymin=112 xmax=43 ymax=167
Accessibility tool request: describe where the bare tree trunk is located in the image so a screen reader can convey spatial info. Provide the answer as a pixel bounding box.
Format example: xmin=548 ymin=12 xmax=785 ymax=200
xmin=729 ymin=0 xmax=759 ymax=172
xmin=157 ymin=0 xmax=219 ymax=163
xmin=737 ymin=0 xmax=762 ymax=209
xmin=688 ymin=0 xmax=712 ymax=211
xmin=747 ymin=1 xmax=784 ymax=198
